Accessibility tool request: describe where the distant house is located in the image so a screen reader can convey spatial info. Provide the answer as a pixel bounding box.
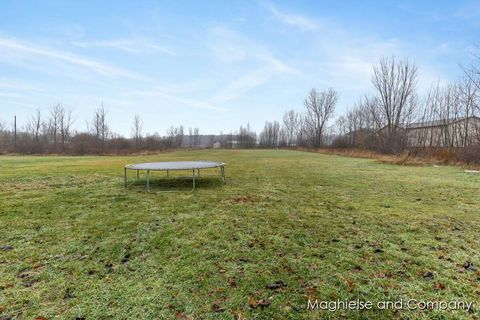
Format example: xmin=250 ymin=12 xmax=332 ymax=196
xmin=405 ymin=116 xmax=480 ymax=147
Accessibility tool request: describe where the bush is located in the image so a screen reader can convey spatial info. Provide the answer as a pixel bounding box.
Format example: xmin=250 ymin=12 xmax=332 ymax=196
xmin=459 ymin=145 xmax=480 ymax=164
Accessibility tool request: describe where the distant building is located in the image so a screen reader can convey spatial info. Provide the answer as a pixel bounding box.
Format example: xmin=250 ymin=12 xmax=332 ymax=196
xmin=405 ymin=116 xmax=480 ymax=147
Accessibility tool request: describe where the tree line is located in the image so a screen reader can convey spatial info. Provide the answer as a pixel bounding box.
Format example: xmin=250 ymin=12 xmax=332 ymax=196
xmin=333 ymin=57 xmax=480 ymax=156
xmin=0 ymin=104 xmax=195 ymax=154
xmin=0 ymin=88 xmax=340 ymax=154
xmin=259 ymin=54 xmax=480 ymax=163
xmin=1 ymin=53 xmax=479 ymax=161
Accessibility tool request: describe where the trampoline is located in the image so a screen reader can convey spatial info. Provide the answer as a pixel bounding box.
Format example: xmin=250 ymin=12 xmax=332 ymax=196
xmin=124 ymin=161 xmax=225 ymax=191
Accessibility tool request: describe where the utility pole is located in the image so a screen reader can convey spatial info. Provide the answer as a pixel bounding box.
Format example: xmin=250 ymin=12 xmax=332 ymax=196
xmin=13 ymin=115 xmax=17 ymax=148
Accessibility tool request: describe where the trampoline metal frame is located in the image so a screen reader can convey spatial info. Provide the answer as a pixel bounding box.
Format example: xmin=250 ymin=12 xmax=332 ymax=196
xmin=124 ymin=162 xmax=225 ymax=192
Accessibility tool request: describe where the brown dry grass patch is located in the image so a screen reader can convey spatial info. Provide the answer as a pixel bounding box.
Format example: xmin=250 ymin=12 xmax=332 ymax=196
xmin=310 ymin=148 xmax=480 ymax=170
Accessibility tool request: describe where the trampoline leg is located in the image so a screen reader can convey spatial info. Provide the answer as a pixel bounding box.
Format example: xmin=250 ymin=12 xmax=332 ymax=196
xmin=221 ymin=166 xmax=225 ymax=183
xmin=167 ymin=170 xmax=169 ymax=177
xmin=197 ymin=169 xmax=200 ymax=177
xmin=192 ymin=169 xmax=196 ymax=191
xmin=136 ymin=169 xmax=139 ymax=180
xmin=124 ymin=167 xmax=127 ymax=187
xmin=146 ymin=170 xmax=150 ymax=192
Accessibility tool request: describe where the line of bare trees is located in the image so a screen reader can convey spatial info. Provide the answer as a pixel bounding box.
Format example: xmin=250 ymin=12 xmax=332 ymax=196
xmin=0 ymin=104 xmax=190 ymax=154
xmin=253 ymin=53 xmax=479 ymax=162
xmin=0 ymin=85 xmax=338 ymax=154
xmin=332 ymin=56 xmax=480 ymax=161
xmin=1 ymin=51 xmax=478 ymax=161
xmin=333 ymin=57 xmax=419 ymax=153
xmin=258 ymin=88 xmax=338 ymax=149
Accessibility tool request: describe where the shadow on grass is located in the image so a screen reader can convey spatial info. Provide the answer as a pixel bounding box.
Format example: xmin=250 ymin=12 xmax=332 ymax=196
xmin=126 ymin=176 xmax=225 ymax=192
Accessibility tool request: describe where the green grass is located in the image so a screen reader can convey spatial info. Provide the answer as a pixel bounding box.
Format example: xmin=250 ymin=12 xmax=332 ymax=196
xmin=0 ymin=150 xmax=479 ymax=319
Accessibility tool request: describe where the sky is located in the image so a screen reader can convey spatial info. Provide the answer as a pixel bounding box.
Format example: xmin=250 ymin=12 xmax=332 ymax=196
xmin=0 ymin=0 xmax=479 ymax=136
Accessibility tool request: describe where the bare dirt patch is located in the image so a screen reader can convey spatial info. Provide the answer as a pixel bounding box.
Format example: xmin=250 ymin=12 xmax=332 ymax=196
xmin=227 ymin=195 xmax=260 ymax=204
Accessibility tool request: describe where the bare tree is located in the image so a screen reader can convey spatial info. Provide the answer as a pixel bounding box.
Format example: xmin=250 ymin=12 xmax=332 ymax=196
xmin=282 ymin=110 xmax=300 ymax=147
xmin=90 ymin=104 xmax=109 ymax=152
xmin=49 ymin=104 xmax=63 ymax=151
xmin=59 ymin=106 xmax=73 ymax=151
xmin=411 ymin=78 xmax=476 ymax=150
xmin=370 ymin=57 xmax=418 ymax=134
xmin=463 ymin=45 xmax=480 ymax=91
xmin=188 ymin=127 xmax=193 ymax=147
xmin=237 ymin=124 xmax=256 ymax=148
xmin=295 ymin=114 xmax=311 ymax=148
xmin=176 ymin=125 xmax=184 ymax=147
xmin=333 ymin=97 xmax=379 ymax=149
xmin=166 ymin=125 xmax=184 ymax=147
xmin=0 ymin=118 xmax=8 ymax=150
xmin=131 ymin=114 xmax=143 ymax=149
xmin=27 ymin=109 xmax=42 ymax=142
xmin=259 ymin=121 xmax=280 ymax=148
xmin=40 ymin=120 xmax=50 ymax=146
xmin=304 ymin=88 xmax=338 ymax=149
xmin=459 ymin=74 xmax=479 ymax=146
xmin=193 ymin=128 xmax=200 ymax=147
xmin=185 ymin=127 xmax=201 ymax=147
xmin=367 ymin=57 xmax=418 ymax=152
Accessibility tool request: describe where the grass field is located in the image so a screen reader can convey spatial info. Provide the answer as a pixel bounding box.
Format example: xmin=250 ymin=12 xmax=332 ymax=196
xmin=1 ymin=150 xmax=479 ymax=319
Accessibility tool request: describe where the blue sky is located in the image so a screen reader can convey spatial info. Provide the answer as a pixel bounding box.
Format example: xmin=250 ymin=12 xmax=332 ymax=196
xmin=0 ymin=0 xmax=479 ymax=136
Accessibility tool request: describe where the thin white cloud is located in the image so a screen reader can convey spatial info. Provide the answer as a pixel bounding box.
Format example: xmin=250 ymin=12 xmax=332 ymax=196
xmin=71 ymin=38 xmax=174 ymax=55
xmin=0 ymin=36 xmax=143 ymax=80
xmin=321 ymin=36 xmax=401 ymax=85
xmin=124 ymin=89 xmax=229 ymax=112
xmin=210 ymin=69 xmax=274 ymax=103
xmin=262 ymin=1 xmax=318 ymax=30
xmin=210 ymin=61 xmax=297 ymax=104
xmin=0 ymin=92 xmax=25 ymax=98
xmin=0 ymin=78 xmax=40 ymax=91
xmin=455 ymin=2 xmax=480 ymax=19
xmin=208 ymin=26 xmax=299 ymax=103
xmin=257 ymin=53 xmax=297 ymax=74
xmin=3 ymin=100 xmax=36 ymax=110
xmin=210 ymin=42 xmax=246 ymax=63
xmin=264 ymin=0 xmax=451 ymax=106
